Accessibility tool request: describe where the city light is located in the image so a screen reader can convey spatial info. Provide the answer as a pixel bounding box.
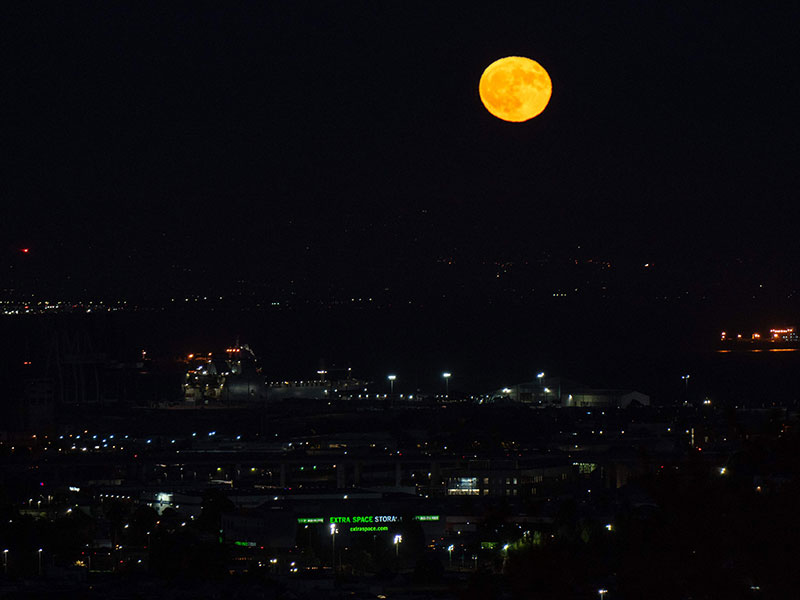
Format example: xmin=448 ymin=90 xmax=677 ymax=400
xmin=0 ymin=7 xmax=794 ymax=592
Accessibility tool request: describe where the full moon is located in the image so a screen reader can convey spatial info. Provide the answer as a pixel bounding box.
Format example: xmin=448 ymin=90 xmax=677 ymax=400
xmin=479 ymin=56 xmax=552 ymax=122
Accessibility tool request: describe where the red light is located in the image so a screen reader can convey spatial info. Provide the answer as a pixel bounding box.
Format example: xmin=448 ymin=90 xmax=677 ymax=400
xmin=21 ymin=248 xmax=29 ymax=253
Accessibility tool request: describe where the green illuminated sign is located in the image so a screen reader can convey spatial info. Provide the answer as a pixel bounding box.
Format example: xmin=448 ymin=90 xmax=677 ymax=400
xmin=573 ymin=462 xmax=597 ymax=474
xmin=350 ymin=526 xmax=389 ymax=533
xmin=234 ymin=541 xmax=257 ymax=547
xmin=297 ymin=514 xmax=439 ymax=525
xmin=330 ymin=515 xmax=400 ymax=524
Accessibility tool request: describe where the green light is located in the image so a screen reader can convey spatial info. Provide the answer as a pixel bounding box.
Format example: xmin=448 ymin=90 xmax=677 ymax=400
xmin=297 ymin=514 xmax=440 ymax=525
xmin=350 ymin=525 xmax=389 ymax=533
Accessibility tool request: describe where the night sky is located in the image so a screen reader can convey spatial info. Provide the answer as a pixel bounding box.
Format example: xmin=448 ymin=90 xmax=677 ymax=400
xmin=4 ymin=3 xmax=799 ymax=301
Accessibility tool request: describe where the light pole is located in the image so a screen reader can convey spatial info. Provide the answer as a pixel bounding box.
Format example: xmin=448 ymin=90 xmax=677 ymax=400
xmin=329 ymin=523 xmax=337 ymax=572
xmin=394 ymin=534 xmax=402 ymax=558
xmin=37 ymin=549 xmax=42 ymax=577
xmin=681 ymin=374 xmax=690 ymax=394
xmin=388 ymin=374 xmax=396 ymax=395
xmin=442 ymin=372 xmax=451 ymax=397
xmin=537 ymin=372 xmax=545 ymax=403
xmin=598 ymin=589 xmax=608 ymax=600
xmin=447 ymin=544 xmax=454 ymax=568
xmin=3 ymin=549 xmax=8 ymax=575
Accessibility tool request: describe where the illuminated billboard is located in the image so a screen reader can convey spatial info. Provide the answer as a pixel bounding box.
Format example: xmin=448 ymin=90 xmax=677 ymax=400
xmin=296 ymin=514 xmax=440 ymax=533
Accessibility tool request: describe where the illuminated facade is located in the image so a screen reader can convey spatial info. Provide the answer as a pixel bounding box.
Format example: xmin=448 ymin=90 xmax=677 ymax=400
xmin=444 ymin=461 xmax=572 ymax=498
xmin=489 ymin=377 xmax=650 ymax=408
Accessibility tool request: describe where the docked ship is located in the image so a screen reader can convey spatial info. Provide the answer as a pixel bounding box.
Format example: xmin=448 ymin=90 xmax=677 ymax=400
xmin=183 ymin=343 xmax=267 ymax=405
xmin=183 ymin=346 xmax=369 ymax=405
xmin=718 ymin=327 xmax=800 ymax=351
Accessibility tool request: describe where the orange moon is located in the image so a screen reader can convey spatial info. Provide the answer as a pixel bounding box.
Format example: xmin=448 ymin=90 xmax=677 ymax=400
xmin=479 ymin=56 xmax=552 ymax=122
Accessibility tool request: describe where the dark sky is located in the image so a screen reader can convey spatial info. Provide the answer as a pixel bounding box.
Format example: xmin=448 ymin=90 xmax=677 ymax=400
xmin=4 ymin=2 xmax=799 ymax=299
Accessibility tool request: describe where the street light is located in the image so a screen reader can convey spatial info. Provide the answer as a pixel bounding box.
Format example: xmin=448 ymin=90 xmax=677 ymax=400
xmin=388 ymin=374 xmax=396 ymax=394
xmin=681 ymin=374 xmax=690 ymax=393
xmin=37 ymin=549 xmax=42 ymax=577
xmin=3 ymin=549 xmax=8 ymax=575
xmin=598 ymin=589 xmax=608 ymax=599
xmin=447 ymin=544 xmax=454 ymax=568
xmin=537 ymin=372 xmax=545 ymax=403
xmin=330 ymin=523 xmax=338 ymax=572
xmin=394 ymin=534 xmax=403 ymax=557
xmin=442 ymin=372 xmax=451 ymax=397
